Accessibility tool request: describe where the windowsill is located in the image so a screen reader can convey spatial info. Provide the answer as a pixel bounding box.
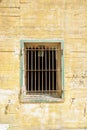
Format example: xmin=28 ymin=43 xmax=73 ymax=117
xmin=20 ymin=94 xmax=64 ymax=103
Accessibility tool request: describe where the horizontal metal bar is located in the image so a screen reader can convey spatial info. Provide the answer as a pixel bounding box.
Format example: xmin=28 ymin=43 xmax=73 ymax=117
xmin=25 ymin=49 xmax=61 ymax=51
xmin=25 ymin=69 xmax=61 ymax=72
xmin=26 ymin=90 xmax=63 ymax=93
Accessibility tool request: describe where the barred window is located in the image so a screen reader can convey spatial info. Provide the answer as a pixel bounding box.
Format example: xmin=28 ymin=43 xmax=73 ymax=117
xmin=20 ymin=41 xmax=64 ymax=102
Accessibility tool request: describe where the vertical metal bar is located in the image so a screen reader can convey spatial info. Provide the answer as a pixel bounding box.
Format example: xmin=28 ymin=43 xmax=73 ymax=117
xmin=38 ymin=48 xmax=40 ymax=91
xmin=45 ymin=48 xmax=47 ymax=91
xmin=35 ymin=48 xmax=36 ymax=92
xmin=52 ymin=47 xmax=54 ymax=90
xmin=49 ymin=47 xmax=50 ymax=92
xmin=55 ymin=49 xmax=59 ymax=90
xmin=28 ymin=49 xmax=29 ymax=91
xmin=31 ymin=48 xmax=33 ymax=91
xmin=42 ymin=47 xmax=43 ymax=92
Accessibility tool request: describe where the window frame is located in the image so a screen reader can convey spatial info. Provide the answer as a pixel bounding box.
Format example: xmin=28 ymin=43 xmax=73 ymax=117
xmin=20 ymin=39 xmax=64 ymax=103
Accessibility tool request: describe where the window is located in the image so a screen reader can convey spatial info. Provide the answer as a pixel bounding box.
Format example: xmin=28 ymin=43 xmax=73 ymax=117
xmin=20 ymin=40 xmax=64 ymax=102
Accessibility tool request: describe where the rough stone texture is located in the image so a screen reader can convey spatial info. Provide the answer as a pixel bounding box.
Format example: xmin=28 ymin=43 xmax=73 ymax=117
xmin=0 ymin=0 xmax=87 ymax=129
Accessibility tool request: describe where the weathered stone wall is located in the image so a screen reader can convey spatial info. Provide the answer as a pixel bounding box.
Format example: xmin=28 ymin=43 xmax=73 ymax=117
xmin=0 ymin=0 xmax=87 ymax=129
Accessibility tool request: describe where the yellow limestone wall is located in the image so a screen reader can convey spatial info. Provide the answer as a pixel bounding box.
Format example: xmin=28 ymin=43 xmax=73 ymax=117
xmin=0 ymin=0 xmax=87 ymax=130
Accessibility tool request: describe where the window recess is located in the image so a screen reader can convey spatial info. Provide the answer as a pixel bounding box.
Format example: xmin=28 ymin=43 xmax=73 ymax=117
xmin=20 ymin=41 xmax=64 ymax=103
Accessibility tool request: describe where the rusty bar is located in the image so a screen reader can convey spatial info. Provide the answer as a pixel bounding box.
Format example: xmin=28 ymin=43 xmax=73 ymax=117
xmin=52 ymin=47 xmax=54 ymax=90
xmin=49 ymin=47 xmax=50 ymax=91
xmin=25 ymin=49 xmax=60 ymax=51
xmin=38 ymin=48 xmax=40 ymax=91
xmin=26 ymin=69 xmax=58 ymax=71
xmin=35 ymin=48 xmax=36 ymax=92
xmin=28 ymin=49 xmax=29 ymax=91
xmin=42 ymin=47 xmax=43 ymax=92
xmin=45 ymin=48 xmax=47 ymax=91
xmin=27 ymin=90 xmax=62 ymax=93
xmin=31 ymin=48 xmax=33 ymax=91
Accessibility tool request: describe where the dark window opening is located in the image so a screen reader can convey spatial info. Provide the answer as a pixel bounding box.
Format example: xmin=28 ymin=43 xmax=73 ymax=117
xmin=24 ymin=43 xmax=62 ymax=97
xmin=26 ymin=46 xmax=57 ymax=94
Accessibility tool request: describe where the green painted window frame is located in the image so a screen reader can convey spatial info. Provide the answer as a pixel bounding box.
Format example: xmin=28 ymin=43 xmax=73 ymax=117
xmin=20 ymin=39 xmax=64 ymax=103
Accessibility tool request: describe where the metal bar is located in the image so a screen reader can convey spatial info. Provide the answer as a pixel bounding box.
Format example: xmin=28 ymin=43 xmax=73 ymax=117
xmin=31 ymin=48 xmax=33 ymax=91
xmin=38 ymin=48 xmax=40 ymax=91
xmin=25 ymin=49 xmax=61 ymax=51
xmin=27 ymin=90 xmax=62 ymax=93
xmin=45 ymin=48 xmax=47 ymax=91
xmin=52 ymin=47 xmax=54 ymax=90
xmin=35 ymin=48 xmax=36 ymax=92
xmin=54 ymin=48 xmax=56 ymax=90
xmin=42 ymin=47 xmax=43 ymax=92
xmin=55 ymin=50 xmax=57 ymax=90
xmin=28 ymin=50 xmax=29 ymax=91
xmin=49 ymin=48 xmax=50 ymax=91
xmin=26 ymin=69 xmax=59 ymax=71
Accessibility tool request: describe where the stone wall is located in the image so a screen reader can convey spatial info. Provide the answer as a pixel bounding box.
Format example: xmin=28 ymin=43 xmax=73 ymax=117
xmin=0 ymin=0 xmax=87 ymax=129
